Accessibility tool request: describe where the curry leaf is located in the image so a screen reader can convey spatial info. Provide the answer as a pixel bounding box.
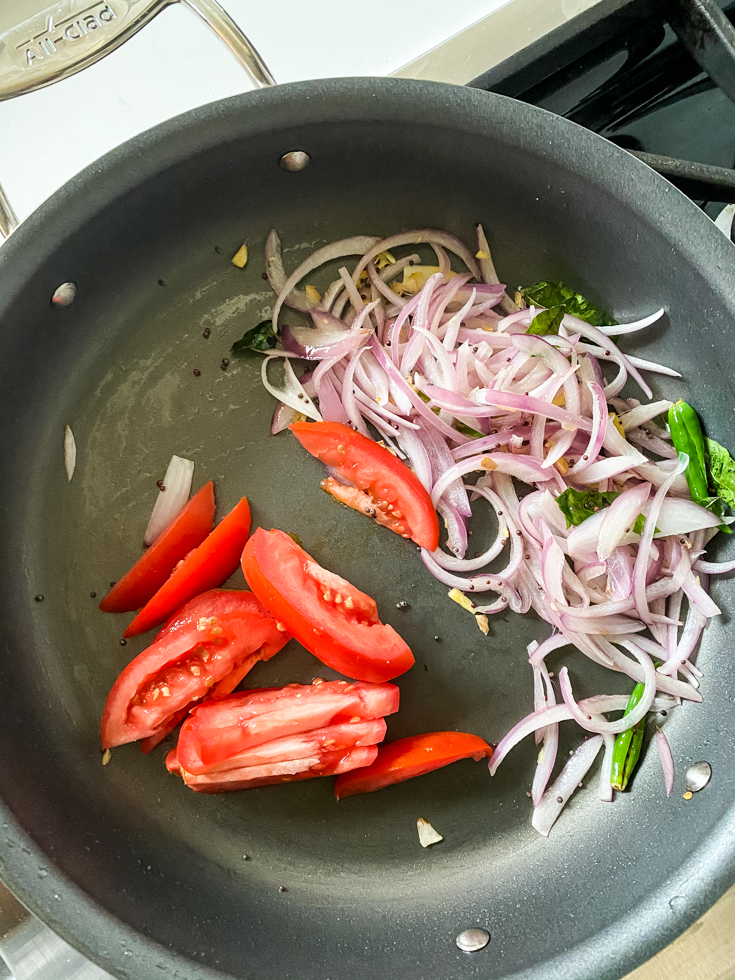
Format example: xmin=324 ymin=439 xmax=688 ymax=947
xmin=520 ymin=280 xmax=615 ymax=333
xmin=707 ymin=438 xmax=735 ymax=510
xmin=526 ymin=306 xmax=565 ymax=336
xmin=230 ymin=319 xmax=277 ymax=355
xmin=556 ymin=488 xmax=620 ymax=528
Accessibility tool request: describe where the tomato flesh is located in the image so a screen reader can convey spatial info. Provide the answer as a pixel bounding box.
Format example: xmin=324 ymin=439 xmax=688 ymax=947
xmin=241 ymin=528 xmax=415 ymax=682
xmin=175 ymin=679 xmax=399 ymax=773
xmin=99 ymin=482 xmax=215 ymax=613
xmin=166 ymin=679 xmax=398 ymax=793
xmin=290 ymin=421 xmax=440 ymax=551
xmin=101 ymin=590 xmax=290 ymax=749
xmin=124 ymin=497 xmax=251 ymax=637
xmin=168 ymin=746 xmax=379 ymax=794
xmin=334 ymin=731 xmax=493 ymax=798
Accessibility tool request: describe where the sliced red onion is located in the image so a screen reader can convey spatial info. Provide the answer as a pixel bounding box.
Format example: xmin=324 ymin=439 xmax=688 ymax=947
xmin=489 ymin=704 xmax=574 ymax=775
xmin=598 ymin=482 xmax=652 ymax=560
xmin=368 ymin=337 xmax=471 ymax=444
xmin=272 ymin=235 xmax=381 ymax=333
xmin=64 ymin=424 xmax=76 ymax=482
xmin=598 ymin=308 xmax=665 ymax=336
xmin=542 ymin=535 xmax=568 ymax=606
xmin=317 ymin=372 xmax=349 ymax=425
xmin=264 ymin=229 xmax=311 ymax=312
xmin=395 ymin=428 xmax=433 ymax=491
xmin=570 ymin=383 xmax=607 ymax=474
xmin=655 ymin=728 xmax=675 ymax=797
xmin=144 ymin=455 xmax=194 ymax=546
xmin=653 ymin=498 xmax=731 ymax=537
xmin=563 ymin=314 xmax=652 ymax=398
xmin=261 ymin=354 xmax=323 ymax=423
xmin=627 ymin=427 xmax=678 ymax=459
xmin=606 ymin=546 xmax=634 ymax=600
xmin=558 ymin=642 xmax=656 ymax=734
xmin=617 ymin=399 xmax=673 ymax=430
xmin=271 ymin=401 xmax=303 ymax=434
xmin=528 ymin=633 xmax=572 ymax=666
xmin=436 ymin=500 xmax=469 ymax=559
xmin=574 ymin=456 xmax=642 ymax=485
xmin=634 ymin=461 xmax=690 ymax=495
xmin=599 ymin=734 xmax=615 ymax=802
xmin=532 ymin=735 xmax=603 ymax=836
xmin=693 ymin=557 xmax=735 ymax=574
xmin=633 ymin=453 xmax=688 ymax=623
xmin=420 ymin=549 xmax=520 ymax=604
xmin=476 ymin=224 xmax=519 ymax=315
xmin=681 ymin=571 xmax=721 ymax=617
xmin=430 ymin=454 xmax=554 ymax=509
xmin=340 ymin=349 xmax=371 ymax=437
xmin=282 ymin=323 xmax=370 ymax=360
xmin=468 ymin=388 xmax=593 ymax=433
xmin=418 ymin=426 xmax=472 ymax=516
xmin=352 ymin=230 xmax=482 ymax=283
xmin=532 ymin=672 xmax=559 ymax=804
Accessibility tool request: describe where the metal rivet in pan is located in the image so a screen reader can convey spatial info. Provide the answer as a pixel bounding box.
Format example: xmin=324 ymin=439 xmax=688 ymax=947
xmin=279 ymin=151 xmax=310 ymax=172
xmin=51 ymin=282 xmax=77 ymax=308
xmin=455 ymin=928 xmax=490 ymax=952
xmin=685 ymin=761 xmax=712 ymax=793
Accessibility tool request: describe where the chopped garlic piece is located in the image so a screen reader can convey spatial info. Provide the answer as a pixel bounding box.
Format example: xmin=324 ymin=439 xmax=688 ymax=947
xmin=609 ymin=412 xmax=626 ymax=438
xmin=552 ymin=390 xmax=566 ymax=407
xmin=448 ymin=588 xmax=474 ymax=612
xmin=374 ymin=250 xmax=396 ymax=269
xmin=417 ymin=818 xmax=443 ymax=847
xmin=554 ymin=457 xmax=569 ymax=476
xmin=305 ymin=284 xmax=321 ymax=303
xmin=475 ymin=614 xmax=489 ymax=635
xmin=480 ymin=456 xmax=497 ymax=471
xmin=231 ymin=243 xmax=248 ymax=268
xmin=102 ymin=749 xmax=111 ymax=766
xmin=475 ymin=249 xmax=489 ymax=260
xmin=64 ymin=425 xmax=76 ymax=482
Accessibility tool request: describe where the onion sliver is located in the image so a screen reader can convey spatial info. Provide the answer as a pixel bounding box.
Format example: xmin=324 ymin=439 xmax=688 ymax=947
xmin=558 ymin=642 xmax=656 ymax=734
xmin=272 ymin=235 xmax=380 ymax=333
xmin=532 ymin=736 xmax=603 ymax=836
xmin=144 ymin=455 xmax=194 ymax=546
xmin=655 ymin=728 xmax=675 ymax=797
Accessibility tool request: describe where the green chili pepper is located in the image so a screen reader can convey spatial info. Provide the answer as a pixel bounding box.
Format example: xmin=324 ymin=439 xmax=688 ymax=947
xmin=668 ymin=400 xmax=709 ymax=502
xmin=610 ymin=682 xmax=645 ymax=791
xmin=668 ymin=401 xmax=731 ymax=532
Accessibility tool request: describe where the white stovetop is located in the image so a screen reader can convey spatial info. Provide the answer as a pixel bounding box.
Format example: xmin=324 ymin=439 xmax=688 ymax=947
xmin=0 ymin=0 xmax=507 ymax=223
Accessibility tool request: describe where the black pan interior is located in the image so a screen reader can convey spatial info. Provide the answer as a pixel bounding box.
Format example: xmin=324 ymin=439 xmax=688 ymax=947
xmin=0 ymin=79 xmax=734 ymax=980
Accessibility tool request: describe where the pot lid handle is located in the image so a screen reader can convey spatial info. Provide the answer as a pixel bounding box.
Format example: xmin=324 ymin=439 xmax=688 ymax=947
xmin=0 ymin=0 xmax=275 ymax=238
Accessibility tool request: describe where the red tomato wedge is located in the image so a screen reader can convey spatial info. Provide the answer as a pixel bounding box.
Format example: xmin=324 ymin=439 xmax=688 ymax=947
xmin=334 ymin=731 xmax=493 ymax=799
xmin=169 ymin=746 xmax=379 ymax=794
xmin=166 ymin=679 xmax=398 ymax=793
xmin=99 ymin=481 xmax=215 ymax=613
xmin=124 ymin=497 xmax=251 ymax=637
xmin=174 ymin=679 xmax=399 ymax=774
xmin=241 ymin=528 xmax=415 ymax=682
xmin=289 ymin=421 xmax=440 ymax=551
xmin=101 ymin=590 xmax=290 ymax=750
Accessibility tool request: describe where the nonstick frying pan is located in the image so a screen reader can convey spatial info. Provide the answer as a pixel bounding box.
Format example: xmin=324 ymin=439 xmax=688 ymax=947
xmin=1 ymin=14 xmax=735 ymax=980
